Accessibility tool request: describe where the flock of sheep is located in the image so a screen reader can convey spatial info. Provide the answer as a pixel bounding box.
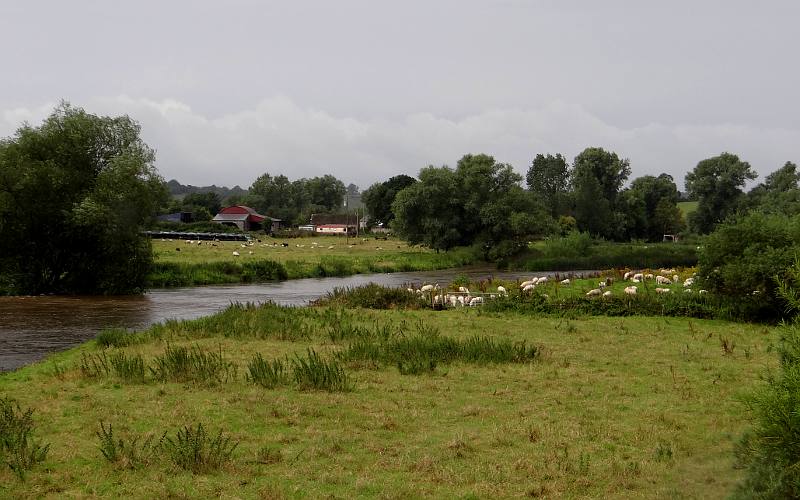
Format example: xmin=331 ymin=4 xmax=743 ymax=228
xmin=405 ymin=267 xmax=711 ymax=309
xmin=165 ymin=238 xmax=391 ymax=256
xmin=583 ymin=268 xmax=706 ymax=297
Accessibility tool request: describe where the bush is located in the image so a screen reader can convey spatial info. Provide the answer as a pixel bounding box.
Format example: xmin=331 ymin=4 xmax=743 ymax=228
xmin=541 ymin=231 xmax=593 ymax=259
xmin=735 ymin=260 xmax=800 ymax=497
xmin=698 ymin=212 xmax=800 ymax=321
xmin=0 ymin=398 xmax=50 ymax=480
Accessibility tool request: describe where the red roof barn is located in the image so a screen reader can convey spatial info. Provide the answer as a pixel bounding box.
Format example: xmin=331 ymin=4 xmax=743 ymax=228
xmin=212 ymin=206 xmax=282 ymax=232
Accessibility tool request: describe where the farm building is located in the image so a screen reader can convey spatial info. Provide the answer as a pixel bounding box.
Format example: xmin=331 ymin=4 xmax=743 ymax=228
xmin=212 ymin=206 xmax=282 ymax=232
xmin=310 ymin=213 xmax=361 ymax=235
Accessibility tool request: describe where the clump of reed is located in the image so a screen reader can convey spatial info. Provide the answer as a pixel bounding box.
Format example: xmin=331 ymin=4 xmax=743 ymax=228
xmin=290 ymin=349 xmax=352 ymax=392
xmin=163 ymin=423 xmax=238 ymax=473
xmin=337 ymin=321 xmax=539 ymax=374
xmin=95 ymin=328 xmax=136 ymax=348
xmin=150 ymin=344 xmax=237 ymax=385
xmin=0 ymin=398 xmax=50 ymax=481
xmin=97 ymin=422 xmax=165 ymax=469
xmin=316 ymin=283 xmax=428 ymax=310
xmin=246 ymin=354 xmax=289 ymax=389
xmin=246 ymin=349 xmax=352 ymax=392
xmin=109 ymin=352 xmax=147 ymax=383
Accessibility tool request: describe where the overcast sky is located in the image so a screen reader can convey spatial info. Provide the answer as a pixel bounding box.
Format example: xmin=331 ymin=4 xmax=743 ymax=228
xmin=1 ymin=0 xmax=798 ymax=190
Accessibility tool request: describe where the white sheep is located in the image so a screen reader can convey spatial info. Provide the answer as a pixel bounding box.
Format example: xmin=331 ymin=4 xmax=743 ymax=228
xmin=684 ymin=289 xmax=692 ymax=293
xmin=633 ymin=273 xmax=644 ymax=281
xmin=522 ymin=284 xmax=535 ymax=292
xmin=644 ymin=273 xmax=654 ymax=280
xmin=420 ymin=284 xmax=435 ymax=293
xmin=673 ymin=274 xmax=680 ymax=283
xmin=560 ymin=278 xmax=571 ymax=285
xmin=631 ymin=278 xmax=641 ymax=283
xmin=536 ymin=276 xmax=548 ymax=284
xmin=497 ymin=286 xmax=507 ymax=295
xmin=699 ymin=289 xmax=708 ymax=294
xmin=598 ymin=281 xmax=607 ymax=288
xmin=683 ymin=278 xmax=695 ymax=287
xmin=623 ymin=271 xmax=632 ymax=280
xmin=602 ymin=290 xmax=613 ymax=298
xmin=232 ymin=251 xmax=240 ymax=256
xmin=586 ymin=288 xmax=602 ymax=297
xmin=655 ymin=287 xmax=671 ymax=294
xmin=469 ymin=296 xmax=484 ymax=306
xmin=656 ymin=276 xmax=672 ymax=285
xmin=624 ymin=286 xmax=638 ymax=295
xmin=458 ymin=286 xmax=470 ymax=293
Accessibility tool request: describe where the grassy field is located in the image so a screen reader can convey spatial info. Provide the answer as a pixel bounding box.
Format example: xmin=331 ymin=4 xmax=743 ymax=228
xmin=678 ymin=201 xmax=699 ymax=219
xmin=148 ymin=236 xmax=478 ymax=286
xmin=0 ymin=302 xmax=777 ymax=498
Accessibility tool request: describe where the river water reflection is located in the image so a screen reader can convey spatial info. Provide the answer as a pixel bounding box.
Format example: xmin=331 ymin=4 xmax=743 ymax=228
xmin=0 ymin=267 xmax=591 ymax=372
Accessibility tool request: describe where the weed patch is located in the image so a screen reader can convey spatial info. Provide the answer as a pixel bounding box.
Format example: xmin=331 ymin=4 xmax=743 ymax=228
xmin=163 ymin=423 xmax=238 ymax=473
xmin=0 ymin=398 xmax=49 ymax=481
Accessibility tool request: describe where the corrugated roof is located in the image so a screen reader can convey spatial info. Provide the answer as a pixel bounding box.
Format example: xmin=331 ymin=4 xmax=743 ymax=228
xmin=212 ymin=213 xmax=249 ymax=221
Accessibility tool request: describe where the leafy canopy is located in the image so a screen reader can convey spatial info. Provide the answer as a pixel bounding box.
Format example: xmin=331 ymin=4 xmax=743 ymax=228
xmin=0 ymin=103 xmax=166 ymax=295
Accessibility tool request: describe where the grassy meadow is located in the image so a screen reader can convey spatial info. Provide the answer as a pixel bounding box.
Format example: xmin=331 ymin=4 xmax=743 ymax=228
xmin=0 ymin=299 xmax=778 ymax=498
xmin=148 ymin=236 xmax=478 ymax=287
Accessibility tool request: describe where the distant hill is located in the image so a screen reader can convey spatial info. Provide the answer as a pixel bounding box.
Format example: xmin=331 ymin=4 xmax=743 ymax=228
xmin=165 ymin=180 xmax=248 ymax=201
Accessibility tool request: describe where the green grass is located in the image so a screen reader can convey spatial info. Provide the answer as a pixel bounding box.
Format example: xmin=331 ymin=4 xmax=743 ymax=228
xmin=678 ymin=201 xmax=699 ymax=218
xmin=148 ymin=236 xmax=478 ymax=287
xmin=0 ymin=301 xmax=780 ymax=498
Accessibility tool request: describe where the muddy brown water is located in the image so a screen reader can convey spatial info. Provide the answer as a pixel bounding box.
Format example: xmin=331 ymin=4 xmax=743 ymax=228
xmin=0 ymin=267 xmax=595 ymax=372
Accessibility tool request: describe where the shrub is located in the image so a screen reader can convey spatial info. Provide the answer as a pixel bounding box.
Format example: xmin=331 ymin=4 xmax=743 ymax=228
xmin=0 ymin=398 xmax=50 ymax=481
xmin=735 ymin=259 xmax=800 ymax=497
xmin=163 ymin=423 xmax=238 ymax=473
xmin=541 ymin=231 xmax=593 ymax=259
xmin=698 ymin=211 xmax=800 ymax=321
xmin=97 ymin=422 xmax=165 ymax=469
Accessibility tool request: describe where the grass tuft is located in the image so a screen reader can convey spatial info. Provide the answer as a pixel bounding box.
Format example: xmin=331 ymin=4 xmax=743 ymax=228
xmin=163 ymin=423 xmax=238 ymax=473
xmin=291 ymin=349 xmax=352 ymax=392
xmin=246 ymin=354 xmax=289 ymax=389
xmin=0 ymin=398 xmax=49 ymax=481
xmin=150 ymin=343 xmax=237 ymax=385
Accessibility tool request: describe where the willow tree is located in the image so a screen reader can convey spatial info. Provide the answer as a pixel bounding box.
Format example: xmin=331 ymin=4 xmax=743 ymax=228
xmin=0 ymin=103 xmax=166 ymax=295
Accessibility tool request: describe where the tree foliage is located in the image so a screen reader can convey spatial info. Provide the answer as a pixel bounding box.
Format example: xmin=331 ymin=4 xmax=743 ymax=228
xmin=526 ymin=153 xmax=571 ymax=217
xmin=392 ymin=154 xmax=555 ymax=255
xmin=362 ymin=174 xmax=417 ymax=225
xmin=685 ymin=152 xmax=757 ymax=234
xmin=246 ymin=173 xmax=347 ymax=225
xmin=571 ymin=147 xmax=631 ymax=239
xmin=0 ymin=103 xmax=166 ymax=295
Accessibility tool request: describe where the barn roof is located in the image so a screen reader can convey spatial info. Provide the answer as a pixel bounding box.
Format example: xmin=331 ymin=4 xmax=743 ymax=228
xmin=212 ymin=213 xmax=249 ymax=222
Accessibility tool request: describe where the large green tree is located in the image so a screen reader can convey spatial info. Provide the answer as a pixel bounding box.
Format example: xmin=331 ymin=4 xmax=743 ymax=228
xmin=362 ymin=174 xmax=417 ymax=225
xmin=526 ymin=153 xmax=571 ymax=217
xmin=747 ymin=161 xmax=800 ymax=216
xmin=392 ymin=154 xmax=554 ymax=255
xmin=619 ymin=174 xmax=684 ymax=241
xmin=685 ymin=152 xmax=757 ymax=234
xmin=0 ymin=103 xmax=166 ymax=295
xmin=571 ymin=147 xmax=631 ymax=239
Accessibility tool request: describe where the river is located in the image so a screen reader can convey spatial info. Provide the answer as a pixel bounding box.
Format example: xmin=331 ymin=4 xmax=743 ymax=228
xmin=0 ymin=266 xmax=591 ymax=372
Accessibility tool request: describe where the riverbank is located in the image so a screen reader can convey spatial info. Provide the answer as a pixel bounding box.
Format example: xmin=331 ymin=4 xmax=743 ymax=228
xmin=148 ymin=236 xmax=478 ymax=287
xmin=0 ymin=301 xmax=776 ymax=497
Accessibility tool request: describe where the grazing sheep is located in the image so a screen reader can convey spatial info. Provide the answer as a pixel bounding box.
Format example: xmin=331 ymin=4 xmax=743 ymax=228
xmin=457 ymin=296 xmax=466 ymax=306
xmin=655 ymin=288 xmax=671 ymax=294
xmin=586 ymin=288 xmax=602 ymax=297
xmin=624 ymin=286 xmax=638 ymax=295
xmin=633 ymin=273 xmax=644 ymax=281
xmin=560 ymin=278 xmax=571 ymax=285
xmin=623 ymin=271 xmax=632 ymax=280
xmin=520 ymin=280 xmax=536 ymax=288
xmin=496 ymin=286 xmax=507 ymax=295
xmin=420 ymin=284 xmax=435 ymax=293
xmin=469 ymin=297 xmax=484 ymax=306
xmin=406 ymin=288 xmax=415 ymax=294
xmin=631 ymin=278 xmax=640 ymax=283
xmin=449 ymin=295 xmax=459 ymax=307
xmin=232 ymin=251 xmax=240 ymax=256
xmin=656 ymin=276 xmax=672 ymax=285
xmin=644 ymin=273 xmax=654 ymax=280
xmin=522 ymin=284 xmax=535 ymax=292
xmin=683 ymin=278 xmax=695 ymax=287
xmin=699 ymin=289 xmax=708 ymax=294
xmin=598 ymin=281 xmax=607 ymax=288
xmin=536 ymin=276 xmax=548 ymax=284
xmin=673 ymin=274 xmax=680 ymax=283
xmin=602 ymin=290 xmax=613 ymax=298
xmin=458 ymin=286 xmax=470 ymax=293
